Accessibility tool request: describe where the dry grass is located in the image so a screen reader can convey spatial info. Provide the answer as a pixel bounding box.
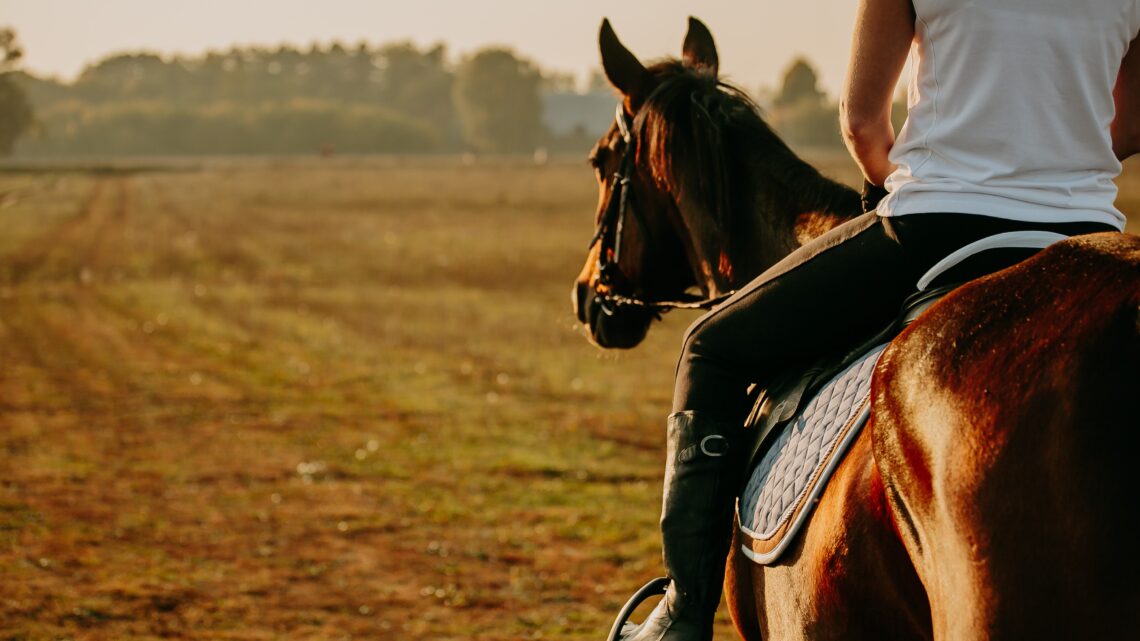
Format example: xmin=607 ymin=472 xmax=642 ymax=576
xmin=0 ymin=157 xmax=702 ymax=641
xmin=0 ymin=154 xmax=1136 ymax=641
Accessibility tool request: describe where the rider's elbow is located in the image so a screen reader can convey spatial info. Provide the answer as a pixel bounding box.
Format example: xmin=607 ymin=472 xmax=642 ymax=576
xmin=840 ymin=104 xmax=884 ymax=151
xmin=839 ymin=103 xmax=868 ymax=144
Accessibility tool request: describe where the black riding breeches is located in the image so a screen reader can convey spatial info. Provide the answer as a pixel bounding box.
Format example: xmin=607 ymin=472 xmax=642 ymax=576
xmin=672 ymin=212 xmax=1118 ymax=422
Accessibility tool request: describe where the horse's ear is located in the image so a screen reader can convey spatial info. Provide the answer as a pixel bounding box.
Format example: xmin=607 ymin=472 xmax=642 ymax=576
xmin=682 ymin=16 xmax=718 ymax=75
xmin=599 ymin=18 xmax=652 ymax=102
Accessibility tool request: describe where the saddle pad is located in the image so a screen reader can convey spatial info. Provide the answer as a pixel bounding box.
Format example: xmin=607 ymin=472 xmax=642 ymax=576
xmin=737 ymin=343 xmax=887 ymax=565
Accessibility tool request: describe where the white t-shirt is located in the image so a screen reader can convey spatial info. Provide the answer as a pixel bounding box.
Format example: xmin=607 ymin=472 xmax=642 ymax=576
xmin=878 ymin=0 xmax=1140 ymax=229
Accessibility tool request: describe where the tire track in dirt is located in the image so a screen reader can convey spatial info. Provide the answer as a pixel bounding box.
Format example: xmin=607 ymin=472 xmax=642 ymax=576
xmin=0 ymin=176 xmax=195 ymax=425
xmin=0 ymin=176 xmax=287 ymax=637
xmin=2 ymin=177 xmax=225 ymax=416
xmin=0 ymin=177 xmax=120 ymax=287
xmin=0 ymin=177 xmax=123 ymax=413
xmin=0 ymin=177 xmax=146 ymax=636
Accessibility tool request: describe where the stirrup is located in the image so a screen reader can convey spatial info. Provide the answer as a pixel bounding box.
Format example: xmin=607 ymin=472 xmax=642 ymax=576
xmin=606 ymin=577 xmax=670 ymax=641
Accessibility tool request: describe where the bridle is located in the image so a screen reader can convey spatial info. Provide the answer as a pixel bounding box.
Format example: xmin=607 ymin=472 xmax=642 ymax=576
xmin=586 ymin=103 xmax=737 ymax=316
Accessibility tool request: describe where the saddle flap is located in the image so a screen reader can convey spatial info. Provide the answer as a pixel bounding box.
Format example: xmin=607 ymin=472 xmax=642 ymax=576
xmin=737 ymin=343 xmax=887 ymax=565
xmin=772 ymin=370 xmax=816 ymax=423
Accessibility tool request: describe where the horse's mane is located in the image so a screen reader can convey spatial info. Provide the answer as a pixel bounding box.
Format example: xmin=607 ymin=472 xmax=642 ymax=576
xmin=633 ymin=60 xmax=858 ymax=250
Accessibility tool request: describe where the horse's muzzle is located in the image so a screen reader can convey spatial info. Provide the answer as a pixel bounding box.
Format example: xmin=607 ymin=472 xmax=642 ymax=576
xmin=571 ymin=281 xmax=653 ymax=349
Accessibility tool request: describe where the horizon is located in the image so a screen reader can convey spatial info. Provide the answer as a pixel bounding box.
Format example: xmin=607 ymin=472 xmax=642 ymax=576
xmin=5 ymin=0 xmax=858 ymax=96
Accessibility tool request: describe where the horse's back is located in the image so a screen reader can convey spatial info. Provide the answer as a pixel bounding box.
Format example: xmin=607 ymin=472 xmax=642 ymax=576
xmin=873 ymin=232 xmax=1140 ymax=639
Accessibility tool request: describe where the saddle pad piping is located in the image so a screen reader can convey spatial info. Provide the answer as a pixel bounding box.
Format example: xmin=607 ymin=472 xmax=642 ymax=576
xmin=738 ymin=397 xmax=872 ymax=565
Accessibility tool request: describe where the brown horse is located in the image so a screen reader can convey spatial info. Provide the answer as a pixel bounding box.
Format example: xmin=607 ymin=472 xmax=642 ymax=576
xmin=573 ymin=17 xmax=1140 ymax=640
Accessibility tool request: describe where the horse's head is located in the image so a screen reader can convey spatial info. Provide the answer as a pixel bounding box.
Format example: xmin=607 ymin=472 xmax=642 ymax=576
xmin=572 ymin=17 xmax=762 ymax=349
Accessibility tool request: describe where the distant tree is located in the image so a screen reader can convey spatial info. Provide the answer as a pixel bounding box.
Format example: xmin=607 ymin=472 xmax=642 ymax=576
xmin=0 ymin=27 xmax=34 ymax=154
xmin=453 ymin=47 xmax=543 ymax=153
xmin=74 ymin=52 xmax=175 ymax=103
xmin=377 ymin=42 xmax=456 ymax=140
xmin=774 ymin=58 xmax=826 ymax=109
xmin=766 ymin=57 xmax=842 ymax=149
xmin=0 ymin=28 xmax=22 ymax=68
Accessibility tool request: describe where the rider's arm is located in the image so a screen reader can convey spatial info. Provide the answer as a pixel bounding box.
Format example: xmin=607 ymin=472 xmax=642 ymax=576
xmin=840 ymin=0 xmax=915 ymax=186
xmin=1112 ymin=36 xmax=1140 ymax=161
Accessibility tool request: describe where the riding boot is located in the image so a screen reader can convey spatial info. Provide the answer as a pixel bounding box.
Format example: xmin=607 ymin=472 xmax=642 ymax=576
xmin=620 ymin=411 xmax=745 ymax=641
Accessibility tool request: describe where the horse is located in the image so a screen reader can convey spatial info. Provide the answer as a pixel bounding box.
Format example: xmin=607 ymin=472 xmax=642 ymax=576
xmin=572 ymin=17 xmax=1140 ymax=640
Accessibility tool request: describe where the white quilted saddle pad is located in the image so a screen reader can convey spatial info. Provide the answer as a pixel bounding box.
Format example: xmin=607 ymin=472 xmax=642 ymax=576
xmin=737 ymin=343 xmax=887 ymax=565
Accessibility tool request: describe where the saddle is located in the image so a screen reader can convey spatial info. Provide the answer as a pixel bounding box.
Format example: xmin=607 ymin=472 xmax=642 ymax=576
xmin=735 ymin=231 xmax=1070 ymax=565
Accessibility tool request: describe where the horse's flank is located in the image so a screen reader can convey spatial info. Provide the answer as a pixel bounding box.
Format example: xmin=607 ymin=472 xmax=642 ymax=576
xmin=872 ymin=231 xmax=1140 ymax=639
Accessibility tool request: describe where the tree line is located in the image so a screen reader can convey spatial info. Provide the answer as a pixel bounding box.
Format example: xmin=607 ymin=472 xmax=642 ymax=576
xmin=0 ymin=26 xmax=877 ymax=157
xmin=4 ymin=35 xmax=574 ymax=156
xmin=0 ymin=29 xmax=34 ymax=154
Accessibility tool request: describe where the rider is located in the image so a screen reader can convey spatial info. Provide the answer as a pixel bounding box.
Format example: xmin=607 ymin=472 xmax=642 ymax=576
xmin=622 ymin=0 xmax=1136 ymax=639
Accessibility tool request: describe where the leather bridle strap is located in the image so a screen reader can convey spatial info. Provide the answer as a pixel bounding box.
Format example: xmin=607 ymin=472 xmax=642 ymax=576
xmin=586 ymin=103 xmax=736 ymax=315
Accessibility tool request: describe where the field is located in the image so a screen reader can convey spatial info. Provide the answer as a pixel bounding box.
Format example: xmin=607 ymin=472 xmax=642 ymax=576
xmin=1 ymin=155 xmax=1137 ymax=641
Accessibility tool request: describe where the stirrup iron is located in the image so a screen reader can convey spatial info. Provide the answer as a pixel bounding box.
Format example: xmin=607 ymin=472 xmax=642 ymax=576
xmin=605 ymin=577 xmax=670 ymax=641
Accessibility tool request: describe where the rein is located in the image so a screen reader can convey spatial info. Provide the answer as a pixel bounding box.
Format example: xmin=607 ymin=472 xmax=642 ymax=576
xmin=587 ymin=103 xmax=737 ymax=316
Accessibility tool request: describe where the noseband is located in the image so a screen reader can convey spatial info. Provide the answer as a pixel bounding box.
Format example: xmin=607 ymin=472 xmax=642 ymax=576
xmin=586 ymin=104 xmax=736 ymax=316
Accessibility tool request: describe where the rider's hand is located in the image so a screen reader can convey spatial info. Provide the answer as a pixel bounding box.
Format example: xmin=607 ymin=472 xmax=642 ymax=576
xmin=861 ymin=180 xmax=888 ymax=213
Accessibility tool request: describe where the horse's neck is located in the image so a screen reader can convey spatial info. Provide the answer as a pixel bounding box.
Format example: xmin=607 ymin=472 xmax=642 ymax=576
xmin=675 ymin=144 xmax=861 ymax=296
xmin=729 ymin=154 xmax=863 ymax=284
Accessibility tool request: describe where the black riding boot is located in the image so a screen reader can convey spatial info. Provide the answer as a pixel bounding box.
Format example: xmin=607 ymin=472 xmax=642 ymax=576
xmin=620 ymin=411 xmax=744 ymax=641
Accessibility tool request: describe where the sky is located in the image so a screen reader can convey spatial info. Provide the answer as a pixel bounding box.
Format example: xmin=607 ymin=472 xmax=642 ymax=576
xmin=2 ymin=0 xmax=858 ymax=96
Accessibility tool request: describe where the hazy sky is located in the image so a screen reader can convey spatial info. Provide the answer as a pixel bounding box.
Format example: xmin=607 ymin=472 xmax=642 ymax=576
xmin=4 ymin=0 xmax=858 ymax=95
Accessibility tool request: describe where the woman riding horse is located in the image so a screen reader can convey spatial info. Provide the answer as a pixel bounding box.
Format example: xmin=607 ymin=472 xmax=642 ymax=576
xmin=616 ymin=1 xmax=1135 ymax=639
